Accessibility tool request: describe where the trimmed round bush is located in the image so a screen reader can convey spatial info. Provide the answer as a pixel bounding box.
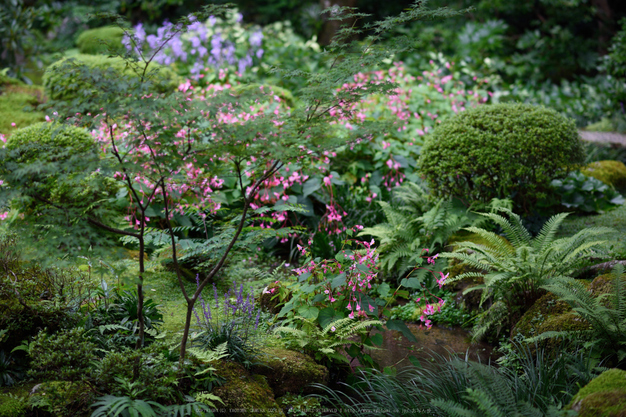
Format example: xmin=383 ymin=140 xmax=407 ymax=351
xmin=7 ymin=121 xmax=95 ymax=154
xmin=76 ymin=26 xmax=126 ymax=55
xmin=5 ymin=122 xmax=118 ymax=212
xmin=418 ymin=103 xmax=585 ymax=213
xmin=43 ymin=54 xmax=180 ymax=105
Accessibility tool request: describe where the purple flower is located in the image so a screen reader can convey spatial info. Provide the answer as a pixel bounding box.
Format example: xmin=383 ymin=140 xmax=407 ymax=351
xmin=249 ymin=30 xmax=263 ymax=48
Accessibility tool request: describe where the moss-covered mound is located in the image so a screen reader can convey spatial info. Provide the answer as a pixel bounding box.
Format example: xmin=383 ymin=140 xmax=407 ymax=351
xmin=212 ymin=360 xmax=285 ymax=417
xmin=0 ymin=73 xmax=45 ymax=136
xmin=568 ymin=368 xmax=626 ymax=417
xmin=419 ymin=103 xmax=585 ymax=213
xmin=43 ymin=54 xmax=180 ymax=107
xmin=582 ymin=160 xmax=626 ymax=193
xmin=76 ymin=26 xmax=126 ymax=55
xmin=511 ymin=291 xmax=591 ymax=349
xmin=252 ymin=347 xmax=329 ymax=397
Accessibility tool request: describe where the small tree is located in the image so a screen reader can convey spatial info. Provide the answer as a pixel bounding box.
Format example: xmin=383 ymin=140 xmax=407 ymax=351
xmin=0 ymin=2 xmax=464 ymax=365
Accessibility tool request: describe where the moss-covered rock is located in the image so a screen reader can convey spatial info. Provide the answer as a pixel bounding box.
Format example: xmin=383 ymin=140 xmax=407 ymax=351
xmin=212 ymin=360 xmax=285 ymax=417
xmin=511 ymin=291 xmax=591 ymax=350
xmin=582 ymin=160 xmax=626 ymax=193
xmin=568 ymin=368 xmax=626 ymax=417
xmin=76 ymin=26 xmax=126 ymax=55
xmin=251 ymin=347 xmax=328 ymax=397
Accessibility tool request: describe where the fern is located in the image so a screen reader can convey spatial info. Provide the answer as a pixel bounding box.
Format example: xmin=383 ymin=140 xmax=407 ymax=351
xmin=187 ymin=341 xmax=229 ymax=364
xmin=91 ymin=395 xmax=164 ymax=417
xmin=360 ymin=183 xmax=474 ymax=278
xmin=274 ymin=316 xmax=382 ymax=363
xmin=441 ymin=207 xmax=612 ymax=341
xmin=530 ymin=264 xmax=626 ymax=365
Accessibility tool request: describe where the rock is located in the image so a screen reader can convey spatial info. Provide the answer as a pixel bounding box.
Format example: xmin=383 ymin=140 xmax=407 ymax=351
xmin=511 ymin=291 xmax=591 ymax=351
xmin=568 ymin=368 xmax=626 ymax=417
xmin=582 ymin=160 xmax=626 ymax=193
xmin=251 ymin=348 xmax=329 ymax=397
xmin=212 ymin=360 xmax=285 ymax=417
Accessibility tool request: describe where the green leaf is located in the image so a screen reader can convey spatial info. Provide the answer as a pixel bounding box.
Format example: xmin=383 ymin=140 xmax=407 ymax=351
xmin=318 ymin=307 xmax=345 ymax=328
xmin=332 ymin=273 xmax=347 ymax=289
xmin=298 ymin=305 xmax=319 ymax=319
xmin=302 ymin=177 xmax=322 ymax=197
xmin=371 ymin=333 xmax=384 ymax=347
xmin=386 ymin=319 xmax=417 ymax=342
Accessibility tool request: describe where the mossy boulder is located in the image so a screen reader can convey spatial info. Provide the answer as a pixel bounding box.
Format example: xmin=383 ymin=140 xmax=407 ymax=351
xmin=251 ymin=347 xmax=329 ymax=397
xmin=76 ymin=26 xmax=126 ymax=55
xmin=582 ymin=160 xmax=626 ymax=193
xmin=568 ymin=368 xmax=626 ymax=417
xmin=512 ymin=291 xmax=591 ymax=349
xmin=212 ymin=360 xmax=285 ymax=417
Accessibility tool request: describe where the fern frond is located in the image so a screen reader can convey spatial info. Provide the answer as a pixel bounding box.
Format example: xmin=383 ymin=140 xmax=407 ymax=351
xmin=531 ymin=212 xmax=570 ymax=252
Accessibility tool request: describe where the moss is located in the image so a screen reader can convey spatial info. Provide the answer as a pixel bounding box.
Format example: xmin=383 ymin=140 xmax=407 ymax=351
xmin=0 ymin=75 xmax=45 ymax=135
xmin=582 ymin=160 xmax=626 ymax=193
xmin=512 ymin=291 xmax=591 ymax=352
xmin=251 ymin=347 xmax=329 ymax=397
xmin=212 ymin=360 xmax=285 ymax=417
xmin=568 ymin=369 xmax=626 ymax=417
xmin=76 ymin=26 xmax=126 ymax=55
xmin=0 ymin=394 xmax=27 ymax=417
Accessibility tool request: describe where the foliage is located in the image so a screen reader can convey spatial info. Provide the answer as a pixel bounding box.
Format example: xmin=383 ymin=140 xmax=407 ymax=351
xmin=276 ymin=393 xmax=322 ymax=417
xmin=441 ymin=208 xmax=611 ymax=341
xmin=418 ymin=103 xmax=586 ymax=214
xmin=581 ymin=160 xmax=626 ymax=192
xmin=192 ymin=280 xmax=261 ymax=369
xmin=550 ymin=171 xmax=625 ymax=214
xmin=26 ymin=328 xmax=98 ymax=382
xmin=274 ymin=316 xmax=381 ymax=366
xmin=42 ymin=53 xmax=180 ymax=105
xmin=314 ymin=342 xmax=596 ymax=416
xmin=603 ymin=17 xmax=626 ymax=132
xmin=93 ymin=345 xmax=182 ymax=403
xmin=359 ymin=183 xmax=463 ymax=279
xmin=85 ymin=287 xmax=164 ymax=351
xmin=0 ymin=0 xmax=40 ymax=82
xmin=530 ymin=264 xmax=626 ymax=367
xmin=389 ymin=291 xmax=476 ymax=329
xmin=0 ymin=392 xmax=27 ymax=417
xmin=0 ymin=349 xmax=22 ymax=387
xmin=76 ymin=25 xmax=127 ymax=55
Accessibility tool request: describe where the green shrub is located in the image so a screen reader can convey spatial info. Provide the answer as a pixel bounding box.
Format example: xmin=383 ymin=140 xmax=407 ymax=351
xmin=418 ymin=103 xmax=585 ymax=214
xmin=76 ymin=26 xmax=126 ymax=55
xmin=43 ymin=54 xmax=180 ymax=107
xmin=28 ymin=328 xmax=97 ymax=382
xmin=93 ymin=346 xmax=179 ymax=403
xmin=4 ymin=122 xmax=120 ymax=219
xmin=29 ymin=381 xmax=94 ymax=417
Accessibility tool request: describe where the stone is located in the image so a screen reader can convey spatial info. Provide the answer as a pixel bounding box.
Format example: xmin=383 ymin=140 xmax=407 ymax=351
xmin=251 ymin=347 xmax=329 ymax=397
xmin=568 ymin=368 xmax=626 ymax=417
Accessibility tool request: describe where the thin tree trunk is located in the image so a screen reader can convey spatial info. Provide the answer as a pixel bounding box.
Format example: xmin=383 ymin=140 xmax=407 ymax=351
xmin=318 ymin=0 xmax=358 ymax=46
